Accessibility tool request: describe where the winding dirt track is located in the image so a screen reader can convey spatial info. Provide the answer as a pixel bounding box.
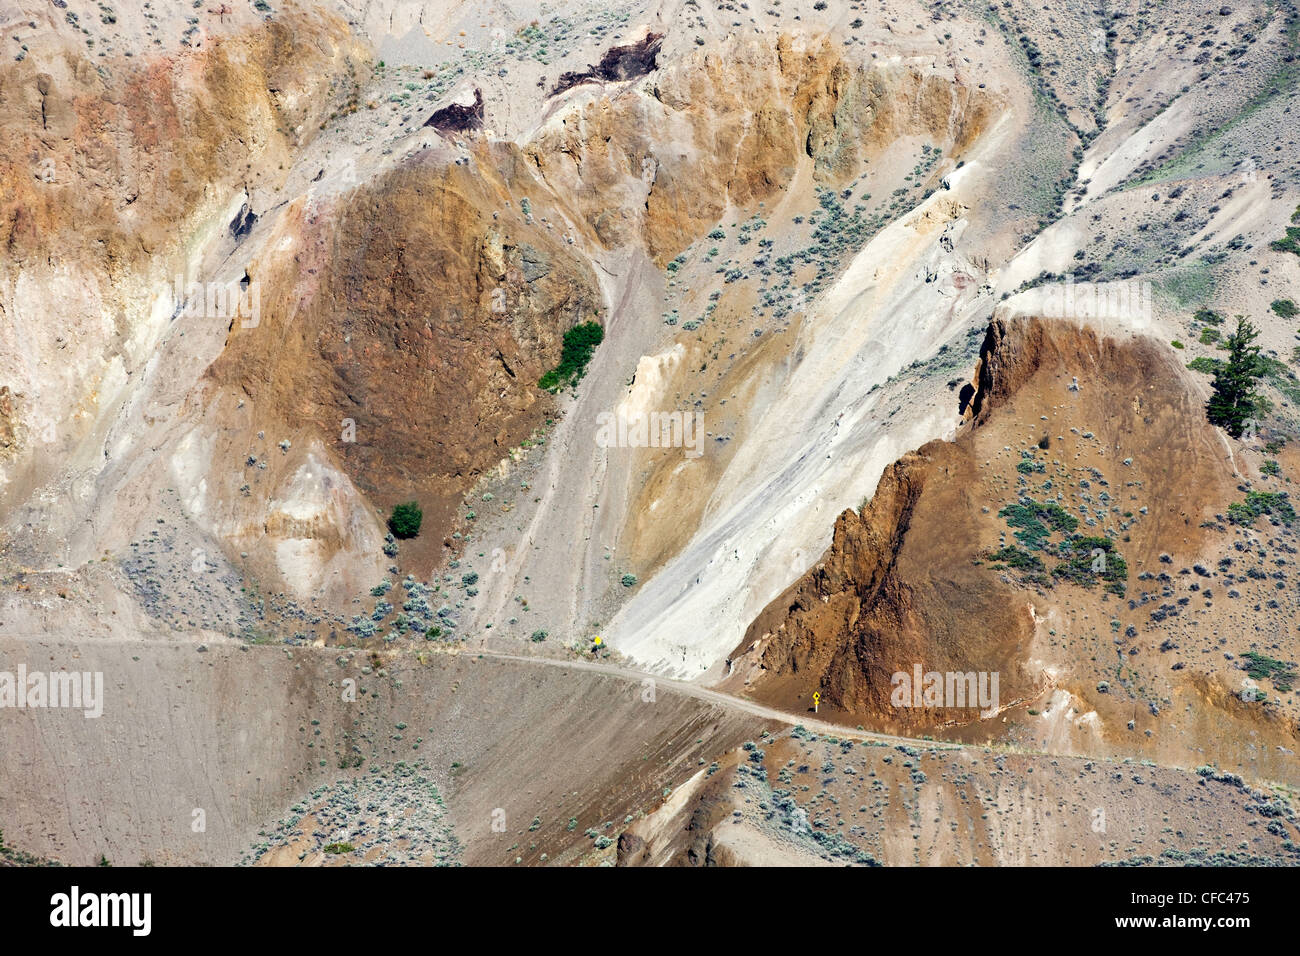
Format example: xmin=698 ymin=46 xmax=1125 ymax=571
xmin=483 ymin=648 xmax=966 ymax=749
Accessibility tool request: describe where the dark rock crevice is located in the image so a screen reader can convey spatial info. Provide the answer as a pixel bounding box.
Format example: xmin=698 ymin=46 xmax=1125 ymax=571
xmin=425 ymin=88 xmax=484 ymax=134
xmin=551 ymin=33 xmax=664 ymax=95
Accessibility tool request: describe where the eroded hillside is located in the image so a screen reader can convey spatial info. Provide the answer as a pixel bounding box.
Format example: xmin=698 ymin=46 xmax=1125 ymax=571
xmin=1 ymin=0 xmax=1298 ymax=868
xmin=724 ymin=314 xmax=1300 ymax=787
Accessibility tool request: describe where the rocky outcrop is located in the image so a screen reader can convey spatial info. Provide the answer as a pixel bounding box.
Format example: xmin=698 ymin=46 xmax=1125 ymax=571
xmin=723 ymin=438 xmax=1036 ymax=732
xmin=552 ymin=33 xmax=664 ymax=94
xmin=205 ymin=142 xmax=602 ymax=550
xmin=425 ymin=89 xmax=485 ymax=134
xmin=723 ymin=315 xmax=1237 ymax=733
xmin=527 ymin=33 xmax=997 ymax=264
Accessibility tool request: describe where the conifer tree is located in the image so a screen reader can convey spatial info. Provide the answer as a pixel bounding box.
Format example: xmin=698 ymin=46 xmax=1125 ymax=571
xmin=1207 ymin=316 xmax=1263 ymax=438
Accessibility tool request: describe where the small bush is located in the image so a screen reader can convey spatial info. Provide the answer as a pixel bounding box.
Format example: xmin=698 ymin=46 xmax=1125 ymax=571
xmin=1228 ymin=491 xmax=1295 ymax=526
xmin=539 ymin=321 xmax=604 ymax=392
xmin=1269 ymin=205 xmax=1300 ymax=257
xmin=1053 ymin=536 xmax=1128 ymax=595
xmin=999 ymin=499 xmax=1078 ymax=550
xmin=987 ymin=547 xmax=1045 ymax=573
xmin=388 ymin=501 xmax=423 ymax=539
xmin=1240 ymin=651 xmax=1297 ymax=692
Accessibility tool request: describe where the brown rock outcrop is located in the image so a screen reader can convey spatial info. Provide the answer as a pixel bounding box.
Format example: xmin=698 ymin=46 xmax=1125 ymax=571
xmin=723 ymin=315 xmax=1237 ymax=732
xmin=206 ymin=142 xmax=602 ymax=549
xmin=527 ymin=34 xmax=997 ymax=264
xmin=425 ymin=89 xmax=485 ymax=134
xmin=725 ymin=438 xmax=1036 ymax=732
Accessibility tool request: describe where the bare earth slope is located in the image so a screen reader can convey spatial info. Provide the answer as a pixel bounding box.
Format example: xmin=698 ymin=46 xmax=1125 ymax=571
xmin=1 ymin=0 xmax=1299 ymax=866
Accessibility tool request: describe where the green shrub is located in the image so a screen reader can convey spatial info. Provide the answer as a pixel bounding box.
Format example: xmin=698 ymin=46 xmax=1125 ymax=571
xmin=1227 ymin=491 xmax=1296 ymax=526
xmin=1269 ymin=205 xmax=1300 ymax=257
xmin=999 ymin=499 xmax=1079 ymax=550
xmin=388 ymin=501 xmax=423 ymax=539
xmin=538 ymin=321 xmax=604 ymax=392
xmin=1271 ymin=299 xmax=1298 ymax=319
xmin=1240 ymin=652 xmax=1297 ymax=692
xmin=987 ymin=547 xmax=1045 ymax=573
xmin=1053 ymin=536 xmax=1128 ymax=595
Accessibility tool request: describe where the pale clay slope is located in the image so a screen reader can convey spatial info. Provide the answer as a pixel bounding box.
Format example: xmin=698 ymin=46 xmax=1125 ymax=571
xmin=599 ymin=148 xmax=1013 ymax=677
xmin=463 ymin=33 xmax=1023 ymax=662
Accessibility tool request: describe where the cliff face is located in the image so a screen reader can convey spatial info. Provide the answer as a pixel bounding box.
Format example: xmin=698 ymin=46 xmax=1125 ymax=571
xmin=0 ymin=7 xmax=364 ymax=495
xmin=724 ymin=438 xmax=1037 ymax=732
xmin=205 ymin=142 xmax=602 ymax=552
xmin=722 ymin=314 xmax=1240 ymax=736
xmin=527 ymin=33 xmax=996 ymax=264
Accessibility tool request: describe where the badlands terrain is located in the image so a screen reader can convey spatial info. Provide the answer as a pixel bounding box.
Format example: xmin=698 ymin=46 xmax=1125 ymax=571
xmin=0 ymin=0 xmax=1298 ymax=867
